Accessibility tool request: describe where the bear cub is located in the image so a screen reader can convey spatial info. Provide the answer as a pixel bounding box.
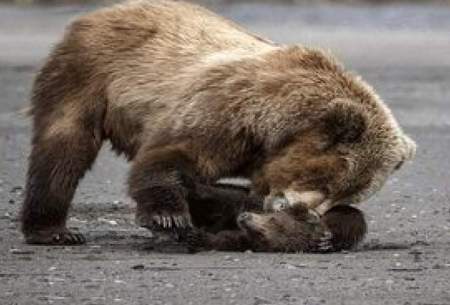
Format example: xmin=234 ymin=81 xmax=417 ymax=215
xmin=186 ymin=184 xmax=367 ymax=253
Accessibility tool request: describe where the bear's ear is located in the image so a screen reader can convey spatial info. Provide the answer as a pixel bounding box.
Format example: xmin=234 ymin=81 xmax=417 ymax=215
xmin=323 ymin=98 xmax=368 ymax=144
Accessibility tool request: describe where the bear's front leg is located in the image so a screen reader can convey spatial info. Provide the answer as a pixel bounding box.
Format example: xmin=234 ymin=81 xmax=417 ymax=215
xmin=128 ymin=145 xmax=198 ymax=231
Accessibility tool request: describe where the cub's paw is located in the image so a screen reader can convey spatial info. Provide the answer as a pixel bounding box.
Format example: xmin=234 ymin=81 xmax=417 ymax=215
xmin=309 ymin=230 xmax=333 ymax=253
xmin=25 ymin=229 xmax=86 ymax=245
xmin=185 ymin=228 xmax=209 ymax=253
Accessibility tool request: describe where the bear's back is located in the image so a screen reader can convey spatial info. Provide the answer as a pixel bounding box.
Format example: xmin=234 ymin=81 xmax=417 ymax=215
xmin=72 ymin=0 xmax=274 ymax=64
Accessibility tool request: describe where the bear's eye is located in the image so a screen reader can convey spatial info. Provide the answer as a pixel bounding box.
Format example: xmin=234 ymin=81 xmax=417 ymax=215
xmin=394 ymin=160 xmax=404 ymax=171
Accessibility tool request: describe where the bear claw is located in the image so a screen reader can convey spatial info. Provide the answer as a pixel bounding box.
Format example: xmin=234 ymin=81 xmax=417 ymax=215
xmin=25 ymin=230 xmax=86 ymax=245
xmin=152 ymin=214 xmax=192 ymax=231
xmin=52 ymin=232 xmax=86 ymax=245
xmin=316 ymin=231 xmax=333 ymax=252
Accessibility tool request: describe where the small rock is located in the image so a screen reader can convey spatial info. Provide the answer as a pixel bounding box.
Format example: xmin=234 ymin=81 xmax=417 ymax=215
xmin=131 ymin=264 xmax=145 ymax=270
xmin=253 ymin=296 xmax=271 ymax=305
xmin=411 ymin=240 xmax=430 ymax=246
xmin=98 ymin=217 xmax=118 ymax=225
xmin=10 ymin=186 xmax=23 ymax=193
xmin=1 ymin=212 xmax=11 ymax=220
xmin=432 ymin=264 xmax=443 ymax=269
xmin=10 ymin=248 xmax=35 ymax=255
xmin=69 ymin=217 xmax=87 ymax=223
xmin=285 ymin=264 xmax=297 ymax=270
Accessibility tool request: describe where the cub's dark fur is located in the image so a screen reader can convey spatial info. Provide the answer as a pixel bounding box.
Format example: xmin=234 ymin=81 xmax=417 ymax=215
xmin=187 ymin=186 xmax=367 ymax=253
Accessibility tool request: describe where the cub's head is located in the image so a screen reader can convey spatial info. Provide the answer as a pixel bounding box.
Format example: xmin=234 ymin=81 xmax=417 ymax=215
xmin=237 ymin=205 xmax=367 ymax=252
xmin=254 ymin=84 xmax=416 ymax=215
xmin=236 ymin=204 xmax=324 ymax=252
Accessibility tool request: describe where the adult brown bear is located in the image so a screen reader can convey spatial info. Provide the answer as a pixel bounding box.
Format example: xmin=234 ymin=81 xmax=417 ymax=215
xmin=21 ymin=0 xmax=415 ymax=245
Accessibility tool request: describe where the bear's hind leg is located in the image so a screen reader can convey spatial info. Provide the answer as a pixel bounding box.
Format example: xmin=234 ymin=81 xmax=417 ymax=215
xmin=21 ymin=121 xmax=102 ymax=245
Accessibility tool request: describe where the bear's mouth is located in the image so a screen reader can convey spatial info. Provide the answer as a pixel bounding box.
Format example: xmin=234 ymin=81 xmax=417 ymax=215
xmin=265 ymin=190 xmax=336 ymax=215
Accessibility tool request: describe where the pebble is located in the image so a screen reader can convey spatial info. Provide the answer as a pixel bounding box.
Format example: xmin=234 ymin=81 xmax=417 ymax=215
xmin=10 ymin=186 xmax=23 ymax=192
xmin=69 ymin=217 xmax=87 ymax=223
xmin=1 ymin=212 xmax=11 ymax=220
xmin=285 ymin=264 xmax=297 ymax=270
xmin=131 ymin=264 xmax=145 ymax=270
xmin=98 ymin=217 xmax=118 ymax=225
xmin=432 ymin=264 xmax=443 ymax=269
xmin=10 ymin=248 xmax=35 ymax=255
xmin=224 ymin=255 xmax=239 ymax=262
xmin=253 ymin=296 xmax=271 ymax=305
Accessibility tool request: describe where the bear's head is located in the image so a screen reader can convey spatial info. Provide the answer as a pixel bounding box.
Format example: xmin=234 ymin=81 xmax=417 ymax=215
xmin=251 ymin=48 xmax=416 ymax=214
xmin=236 ymin=203 xmax=325 ymax=252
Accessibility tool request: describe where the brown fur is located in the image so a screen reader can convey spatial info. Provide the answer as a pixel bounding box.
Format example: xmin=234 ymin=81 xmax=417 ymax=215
xmin=21 ymin=0 xmax=414 ymax=244
xmin=186 ymin=203 xmax=367 ymax=253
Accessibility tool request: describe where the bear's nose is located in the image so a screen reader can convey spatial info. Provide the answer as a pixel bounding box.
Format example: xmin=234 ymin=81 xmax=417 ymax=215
xmin=238 ymin=212 xmax=252 ymax=222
